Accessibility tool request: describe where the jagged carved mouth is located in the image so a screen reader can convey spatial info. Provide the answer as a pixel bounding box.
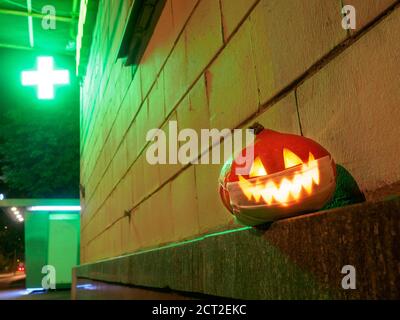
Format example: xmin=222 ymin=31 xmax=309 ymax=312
xmin=229 ymin=149 xmax=329 ymax=207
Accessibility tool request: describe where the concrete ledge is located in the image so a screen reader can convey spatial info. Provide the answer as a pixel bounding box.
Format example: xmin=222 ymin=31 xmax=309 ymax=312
xmin=74 ymin=198 xmax=400 ymax=299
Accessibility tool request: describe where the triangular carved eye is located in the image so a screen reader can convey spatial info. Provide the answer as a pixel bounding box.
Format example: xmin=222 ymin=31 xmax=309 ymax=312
xmin=283 ymin=148 xmax=303 ymax=169
xmin=249 ymin=157 xmax=267 ymax=178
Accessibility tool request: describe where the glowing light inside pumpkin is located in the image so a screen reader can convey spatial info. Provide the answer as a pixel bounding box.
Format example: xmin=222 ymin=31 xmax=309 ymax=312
xmin=238 ymin=149 xmax=320 ymax=206
xmin=249 ymin=157 xmax=268 ymax=178
xmin=283 ymin=148 xmax=303 ymax=168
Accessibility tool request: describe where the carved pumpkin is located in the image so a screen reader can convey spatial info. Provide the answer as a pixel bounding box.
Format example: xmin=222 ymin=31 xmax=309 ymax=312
xmin=219 ymin=128 xmax=337 ymax=226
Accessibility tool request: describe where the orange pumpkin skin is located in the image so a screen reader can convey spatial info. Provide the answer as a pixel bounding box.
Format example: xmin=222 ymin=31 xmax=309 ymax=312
xmin=219 ymin=129 xmax=337 ymax=225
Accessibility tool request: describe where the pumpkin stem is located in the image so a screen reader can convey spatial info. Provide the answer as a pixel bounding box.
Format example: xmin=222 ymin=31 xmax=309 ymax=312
xmin=249 ymin=122 xmax=265 ymax=135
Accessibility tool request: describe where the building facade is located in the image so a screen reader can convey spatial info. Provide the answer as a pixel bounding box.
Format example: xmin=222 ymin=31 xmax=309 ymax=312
xmin=75 ymin=0 xmax=400 ymax=299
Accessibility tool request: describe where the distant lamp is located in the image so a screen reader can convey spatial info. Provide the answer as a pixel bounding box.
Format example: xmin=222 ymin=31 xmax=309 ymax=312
xmin=21 ymin=56 xmax=70 ymax=100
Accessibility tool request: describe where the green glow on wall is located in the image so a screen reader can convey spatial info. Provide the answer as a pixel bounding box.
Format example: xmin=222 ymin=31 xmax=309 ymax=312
xmin=25 ymin=211 xmax=80 ymax=289
xmin=49 ymin=214 xmax=80 ymax=220
xmin=48 ymin=214 xmax=80 ymax=286
xmin=90 ymin=226 xmax=253 ymax=265
xmin=25 ymin=212 xmax=49 ymax=289
xmin=21 ymin=57 xmax=70 ymax=100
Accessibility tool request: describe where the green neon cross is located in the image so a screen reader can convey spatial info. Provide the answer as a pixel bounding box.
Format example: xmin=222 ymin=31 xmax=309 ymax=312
xmin=21 ymin=57 xmax=70 ymax=100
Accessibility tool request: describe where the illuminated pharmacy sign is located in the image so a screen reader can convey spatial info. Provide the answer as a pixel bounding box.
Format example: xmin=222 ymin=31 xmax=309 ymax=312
xmin=21 ymin=56 xmax=70 ymax=100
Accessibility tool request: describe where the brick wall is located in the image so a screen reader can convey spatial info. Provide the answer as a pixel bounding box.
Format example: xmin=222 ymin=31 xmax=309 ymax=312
xmin=80 ymin=0 xmax=400 ymax=263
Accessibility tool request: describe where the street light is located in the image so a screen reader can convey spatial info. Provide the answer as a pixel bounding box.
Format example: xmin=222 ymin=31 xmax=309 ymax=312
xmin=10 ymin=207 xmax=24 ymax=223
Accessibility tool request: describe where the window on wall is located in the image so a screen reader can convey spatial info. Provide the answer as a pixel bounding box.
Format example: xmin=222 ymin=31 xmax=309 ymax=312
xmin=118 ymin=0 xmax=167 ymax=68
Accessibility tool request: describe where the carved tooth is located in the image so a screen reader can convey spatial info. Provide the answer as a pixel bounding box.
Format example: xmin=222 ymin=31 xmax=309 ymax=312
xmin=291 ymin=174 xmax=303 ymax=200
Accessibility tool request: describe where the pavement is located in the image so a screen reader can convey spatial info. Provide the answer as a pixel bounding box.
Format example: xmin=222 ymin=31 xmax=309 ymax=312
xmin=0 ymin=272 xmax=25 ymax=289
xmin=0 ymin=273 xmax=71 ymax=300
xmin=0 ymin=288 xmax=71 ymax=300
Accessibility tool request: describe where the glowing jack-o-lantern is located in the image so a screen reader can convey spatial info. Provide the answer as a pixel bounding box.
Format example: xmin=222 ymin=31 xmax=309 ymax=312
xmin=219 ymin=128 xmax=337 ymax=226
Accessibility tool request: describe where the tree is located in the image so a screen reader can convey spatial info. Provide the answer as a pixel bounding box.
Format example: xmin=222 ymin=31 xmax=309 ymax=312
xmin=0 ymin=100 xmax=79 ymax=198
